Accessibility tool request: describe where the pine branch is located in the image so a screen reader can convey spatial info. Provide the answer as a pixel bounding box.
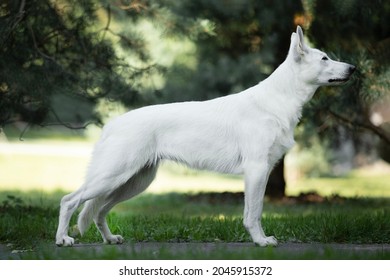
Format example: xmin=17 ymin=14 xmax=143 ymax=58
xmin=329 ymin=109 xmax=390 ymax=145
xmin=28 ymin=23 xmax=56 ymax=62
xmin=42 ymin=108 xmax=98 ymax=130
xmin=99 ymin=4 xmax=111 ymax=41
xmin=0 ymin=0 xmax=26 ymax=48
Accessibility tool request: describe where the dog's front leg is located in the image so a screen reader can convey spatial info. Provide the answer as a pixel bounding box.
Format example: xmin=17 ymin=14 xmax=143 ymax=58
xmin=243 ymin=161 xmax=277 ymax=247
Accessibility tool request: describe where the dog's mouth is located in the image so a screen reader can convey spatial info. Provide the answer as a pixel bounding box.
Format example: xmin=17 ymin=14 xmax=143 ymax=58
xmin=328 ymin=77 xmax=349 ymax=83
xmin=328 ymin=66 xmax=356 ymax=83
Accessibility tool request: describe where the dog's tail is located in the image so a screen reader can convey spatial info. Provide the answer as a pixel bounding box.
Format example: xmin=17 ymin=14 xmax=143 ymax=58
xmin=77 ymin=197 xmax=104 ymax=236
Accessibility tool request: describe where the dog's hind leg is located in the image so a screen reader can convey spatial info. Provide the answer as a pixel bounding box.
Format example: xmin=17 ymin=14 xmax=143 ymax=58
xmin=55 ymin=188 xmax=87 ymax=246
xmin=55 ymin=180 xmax=118 ymax=247
xmin=92 ymin=165 xmax=158 ymax=244
xmin=56 ymin=170 xmax=141 ymax=247
xmin=243 ymin=161 xmax=277 ymax=247
xmin=56 ymin=146 xmax=152 ymax=247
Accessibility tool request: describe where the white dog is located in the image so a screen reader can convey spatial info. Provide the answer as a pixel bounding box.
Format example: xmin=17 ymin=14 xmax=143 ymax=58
xmin=56 ymin=26 xmax=355 ymax=247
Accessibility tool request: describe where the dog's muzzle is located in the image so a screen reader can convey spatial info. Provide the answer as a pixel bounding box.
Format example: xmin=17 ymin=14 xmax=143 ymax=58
xmin=347 ymin=65 xmax=356 ymax=75
xmin=329 ymin=64 xmax=356 ymax=83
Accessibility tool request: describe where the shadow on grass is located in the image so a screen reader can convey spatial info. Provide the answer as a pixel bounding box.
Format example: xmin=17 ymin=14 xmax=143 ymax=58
xmin=4 ymin=242 xmax=390 ymax=260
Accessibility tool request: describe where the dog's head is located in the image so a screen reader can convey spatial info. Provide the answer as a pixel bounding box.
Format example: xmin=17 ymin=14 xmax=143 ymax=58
xmin=289 ymin=26 xmax=356 ymax=86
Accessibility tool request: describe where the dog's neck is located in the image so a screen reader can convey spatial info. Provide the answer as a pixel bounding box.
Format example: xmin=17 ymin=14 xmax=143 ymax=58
xmin=250 ymin=58 xmax=319 ymax=129
xmin=272 ymin=58 xmax=319 ymax=103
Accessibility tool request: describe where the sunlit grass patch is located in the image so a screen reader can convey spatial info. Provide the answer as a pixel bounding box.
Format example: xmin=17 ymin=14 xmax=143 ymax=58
xmin=287 ymin=174 xmax=390 ymax=197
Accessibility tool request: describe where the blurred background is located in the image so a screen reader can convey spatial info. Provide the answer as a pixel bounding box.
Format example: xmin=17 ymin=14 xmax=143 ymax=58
xmin=0 ymin=0 xmax=389 ymax=199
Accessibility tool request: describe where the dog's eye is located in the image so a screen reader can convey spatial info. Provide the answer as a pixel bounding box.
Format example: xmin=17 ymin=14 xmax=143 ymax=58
xmin=322 ymin=56 xmax=328 ymax=61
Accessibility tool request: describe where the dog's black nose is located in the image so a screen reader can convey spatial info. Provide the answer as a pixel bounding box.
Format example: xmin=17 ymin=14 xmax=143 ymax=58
xmin=349 ymin=65 xmax=356 ymax=75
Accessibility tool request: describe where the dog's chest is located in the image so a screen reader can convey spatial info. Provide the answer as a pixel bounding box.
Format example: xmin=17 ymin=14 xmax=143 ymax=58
xmin=269 ymin=127 xmax=295 ymax=164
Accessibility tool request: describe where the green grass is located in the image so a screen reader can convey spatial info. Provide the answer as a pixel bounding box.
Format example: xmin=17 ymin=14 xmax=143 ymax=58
xmin=0 ymin=191 xmax=389 ymax=260
xmin=88 ymin=194 xmax=390 ymax=245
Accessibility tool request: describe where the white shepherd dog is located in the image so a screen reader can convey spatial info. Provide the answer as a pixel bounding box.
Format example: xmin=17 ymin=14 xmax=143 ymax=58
xmin=56 ymin=26 xmax=355 ymax=247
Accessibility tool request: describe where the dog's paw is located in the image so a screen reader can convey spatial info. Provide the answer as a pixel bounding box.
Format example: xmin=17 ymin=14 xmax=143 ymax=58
xmin=56 ymin=236 xmax=75 ymax=247
xmin=104 ymin=235 xmax=124 ymax=245
xmin=255 ymin=236 xmax=278 ymax=247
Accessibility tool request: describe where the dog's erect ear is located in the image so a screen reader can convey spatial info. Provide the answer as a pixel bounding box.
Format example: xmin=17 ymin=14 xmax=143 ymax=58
xmin=292 ymin=26 xmax=308 ymax=62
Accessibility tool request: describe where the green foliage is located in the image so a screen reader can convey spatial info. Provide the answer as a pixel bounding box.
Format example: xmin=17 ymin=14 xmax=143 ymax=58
xmin=304 ymin=0 xmax=390 ymax=144
xmin=308 ymin=0 xmax=389 ymax=50
xmin=0 ymin=0 xmax=160 ymax=127
xmin=153 ymin=0 xmax=304 ymax=102
xmin=1 ymin=1 xmax=388 ymax=136
xmin=1 ymin=1 xmax=389 ymax=197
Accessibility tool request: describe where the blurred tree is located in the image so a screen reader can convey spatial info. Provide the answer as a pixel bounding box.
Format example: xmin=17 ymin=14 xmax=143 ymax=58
xmin=303 ymin=0 xmax=390 ymax=163
xmin=3 ymin=0 xmax=387 ymax=198
xmin=0 ymin=0 xmax=160 ymax=130
xmin=144 ymin=0 xmax=305 ymax=198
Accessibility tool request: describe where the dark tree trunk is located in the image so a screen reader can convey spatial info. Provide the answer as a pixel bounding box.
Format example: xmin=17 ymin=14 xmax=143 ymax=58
xmin=265 ymin=156 xmax=286 ymax=199
xmin=262 ymin=20 xmax=299 ymax=200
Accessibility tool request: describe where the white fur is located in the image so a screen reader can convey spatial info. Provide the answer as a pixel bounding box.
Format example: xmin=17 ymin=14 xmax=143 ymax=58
xmin=55 ymin=26 xmax=355 ymax=247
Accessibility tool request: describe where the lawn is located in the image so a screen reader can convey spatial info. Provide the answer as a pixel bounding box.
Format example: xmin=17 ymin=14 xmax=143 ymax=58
xmin=0 ymin=139 xmax=389 ymax=259
xmin=0 ymin=191 xmax=389 ymax=259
